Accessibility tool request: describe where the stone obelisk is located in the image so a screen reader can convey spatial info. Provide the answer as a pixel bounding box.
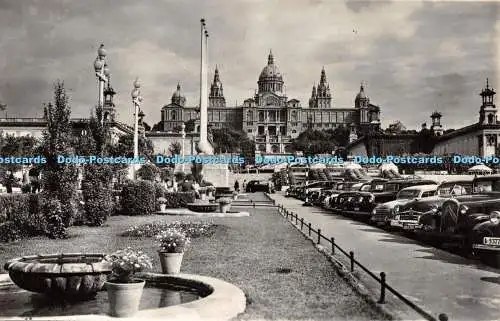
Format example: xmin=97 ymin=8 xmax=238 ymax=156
xmin=196 ymin=19 xmax=230 ymax=187
xmin=197 ymin=19 xmax=214 ymax=155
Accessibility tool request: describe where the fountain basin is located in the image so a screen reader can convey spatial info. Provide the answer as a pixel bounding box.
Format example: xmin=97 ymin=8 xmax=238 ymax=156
xmin=157 ymin=208 xmax=250 ymax=217
xmin=4 ymin=253 xmax=111 ymax=300
xmin=0 ymin=272 xmax=246 ymax=320
xmin=186 ymin=203 xmax=218 ymax=213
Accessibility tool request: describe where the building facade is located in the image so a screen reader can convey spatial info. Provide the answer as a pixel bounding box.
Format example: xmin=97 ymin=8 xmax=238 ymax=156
xmin=159 ymin=51 xmax=381 ymax=154
xmin=346 ymin=79 xmax=500 ymax=158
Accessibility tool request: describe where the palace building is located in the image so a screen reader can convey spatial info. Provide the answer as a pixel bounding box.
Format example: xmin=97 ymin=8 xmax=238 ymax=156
xmin=159 ymin=51 xmax=381 ymax=154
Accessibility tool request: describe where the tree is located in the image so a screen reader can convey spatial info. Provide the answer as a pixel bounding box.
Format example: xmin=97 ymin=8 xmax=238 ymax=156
xmin=40 ymin=81 xmax=79 ymax=238
xmin=168 ymin=142 xmax=182 ymax=155
xmin=289 ymin=129 xmax=339 ymax=156
xmin=185 ymin=119 xmax=196 ymax=133
xmin=109 ymin=133 xmax=155 ymax=161
xmin=212 ymin=127 xmax=255 ymax=164
xmin=80 ymin=105 xmax=114 ymax=226
xmin=385 ymin=121 xmax=406 ymax=134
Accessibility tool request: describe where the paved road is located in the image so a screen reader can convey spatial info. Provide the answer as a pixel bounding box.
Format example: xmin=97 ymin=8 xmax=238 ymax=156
xmin=269 ymin=192 xmax=500 ymax=321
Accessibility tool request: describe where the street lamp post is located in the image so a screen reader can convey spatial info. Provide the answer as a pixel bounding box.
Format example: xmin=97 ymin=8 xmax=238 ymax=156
xmin=93 ymin=44 xmax=110 ymax=124
xmin=131 ymin=78 xmax=143 ymax=179
xmin=181 ymin=123 xmax=186 ymax=172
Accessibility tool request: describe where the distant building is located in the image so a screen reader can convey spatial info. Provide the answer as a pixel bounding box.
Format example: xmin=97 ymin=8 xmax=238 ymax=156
xmin=159 ymin=51 xmax=382 ymax=154
xmin=346 ymin=79 xmax=500 ymax=158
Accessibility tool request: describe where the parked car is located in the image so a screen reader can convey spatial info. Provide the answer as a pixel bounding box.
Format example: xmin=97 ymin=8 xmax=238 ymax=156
xmin=389 ymin=180 xmax=473 ymax=232
xmin=300 ymin=180 xmax=343 ymax=201
xmin=471 ymin=211 xmax=500 ymax=263
xmin=246 ymin=180 xmax=274 ymax=193
xmin=306 ymin=180 xmax=346 ymax=204
xmin=333 ymin=179 xmax=437 ymax=219
xmin=326 ymin=181 xmax=368 ymax=209
xmin=371 ymin=184 xmax=438 ymax=227
xmin=415 ymin=175 xmax=500 ymax=251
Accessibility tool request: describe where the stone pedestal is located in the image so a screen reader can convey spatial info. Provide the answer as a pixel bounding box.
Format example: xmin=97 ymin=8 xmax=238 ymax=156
xmin=202 ymin=163 xmax=230 ymax=188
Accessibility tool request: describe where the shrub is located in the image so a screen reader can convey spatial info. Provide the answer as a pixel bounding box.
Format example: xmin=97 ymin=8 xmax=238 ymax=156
xmin=164 ymin=192 xmax=196 ymax=208
xmin=0 ymin=194 xmax=45 ymax=240
xmin=41 ymin=195 xmax=67 ymax=239
xmin=137 ymin=163 xmax=160 ymax=181
xmin=0 ymin=222 xmax=22 ymax=243
xmin=120 ymin=180 xmax=156 ymax=215
xmin=81 ymin=164 xmax=114 ymax=226
xmin=21 ymin=184 xmax=31 ymax=193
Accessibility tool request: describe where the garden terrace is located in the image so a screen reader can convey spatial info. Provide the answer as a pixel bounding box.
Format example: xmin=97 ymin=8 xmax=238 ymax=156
xmin=0 ymin=194 xmax=385 ymax=320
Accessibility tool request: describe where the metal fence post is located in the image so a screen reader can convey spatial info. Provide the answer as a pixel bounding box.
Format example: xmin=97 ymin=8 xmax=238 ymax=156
xmin=295 ymin=213 xmax=299 ymax=225
xmin=300 ymin=218 xmax=304 ymax=230
xmin=378 ymin=272 xmax=386 ymax=304
xmin=349 ymin=251 xmax=355 ymax=272
xmin=253 ymin=202 xmax=256 ymax=208
xmin=317 ymin=229 xmax=321 ymax=244
xmin=308 ymin=223 xmax=312 ymax=237
xmin=331 ymin=237 xmax=335 ymax=255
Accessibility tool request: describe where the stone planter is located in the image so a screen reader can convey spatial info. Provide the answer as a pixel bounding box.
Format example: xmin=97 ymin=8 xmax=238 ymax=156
xmin=219 ymin=203 xmax=231 ymax=213
xmin=105 ymin=279 xmax=145 ymax=317
xmin=158 ymin=252 xmax=184 ymax=274
xmin=159 ymin=203 xmax=167 ymax=212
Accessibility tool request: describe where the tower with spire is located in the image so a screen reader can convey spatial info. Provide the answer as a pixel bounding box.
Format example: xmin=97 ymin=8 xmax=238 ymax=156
xmin=430 ymin=111 xmax=443 ymax=136
xmin=103 ymin=79 xmax=116 ymax=122
xmin=479 ymin=78 xmax=497 ymax=125
xmin=209 ymin=66 xmax=226 ymax=107
xmin=309 ymin=67 xmax=332 ymax=108
xmin=171 ymin=83 xmax=186 ymax=107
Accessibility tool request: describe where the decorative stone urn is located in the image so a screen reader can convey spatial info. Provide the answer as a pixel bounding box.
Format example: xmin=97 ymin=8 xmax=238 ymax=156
xmin=4 ymin=253 xmax=112 ymax=300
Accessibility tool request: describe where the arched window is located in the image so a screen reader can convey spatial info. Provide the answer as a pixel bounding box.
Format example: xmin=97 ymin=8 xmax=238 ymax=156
xmin=171 ymin=110 xmax=177 ymax=120
xmin=291 ymin=111 xmax=298 ymax=122
xmin=271 ymin=145 xmax=279 ymax=153
xmin=259 ymin=111 xmax=265 ymax=122
xmin=258 ymin=144 xmax=266 ymax=152
xmin=488 ymin=113 xmax=494 ymax=124
xmin=247 ymin=110 xmax=253 ymax=121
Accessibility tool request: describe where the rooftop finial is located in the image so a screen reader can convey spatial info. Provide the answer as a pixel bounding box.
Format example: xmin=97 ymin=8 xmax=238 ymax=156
xmin=486 ymin=78 xmax=490 ymax=89
xmin=268 ymin=50 xmax=274 ymax=65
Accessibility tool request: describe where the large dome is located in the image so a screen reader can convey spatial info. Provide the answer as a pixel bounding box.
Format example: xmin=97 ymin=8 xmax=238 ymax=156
xmin=259 ymin=51 xmax=282 ymax=80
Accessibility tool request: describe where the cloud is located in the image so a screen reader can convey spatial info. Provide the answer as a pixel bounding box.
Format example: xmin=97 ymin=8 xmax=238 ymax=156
xmin=0 ymin=0 xmax=497 ymax=131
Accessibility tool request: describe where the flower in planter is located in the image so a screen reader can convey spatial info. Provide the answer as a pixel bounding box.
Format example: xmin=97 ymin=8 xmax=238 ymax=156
xmin=157 ymin=197 xmax=168 ymax=204
xmin=156 ymin=228 xmax=191 ymax=253
xmin=104 ymin=247 xmax=153 ymax=283
xmin=218 ymin=197 xmax=233 ymax=205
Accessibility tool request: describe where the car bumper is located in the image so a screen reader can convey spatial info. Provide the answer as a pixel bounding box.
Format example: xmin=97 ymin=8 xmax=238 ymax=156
xmin=390 ymin=220 xmax=420 ymax=231
xmin=472 ymin=244 xmax=500 ymax=252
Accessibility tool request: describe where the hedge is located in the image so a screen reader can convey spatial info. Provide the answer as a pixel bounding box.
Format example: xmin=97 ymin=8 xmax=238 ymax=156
xmin=164 ymin=192 xmax=196 ymax=208
xmin=0 ymin=194 xmax=45 ymax=242
xmin=120 ymin=180 xmax=156 ymax=215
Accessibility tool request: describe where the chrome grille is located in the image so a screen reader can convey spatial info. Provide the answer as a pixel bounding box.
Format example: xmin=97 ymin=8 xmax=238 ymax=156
xmin=400 ymin=214 xmax=419 ymax=221
xmin=373 ymin=207 xmax=390 ymax=219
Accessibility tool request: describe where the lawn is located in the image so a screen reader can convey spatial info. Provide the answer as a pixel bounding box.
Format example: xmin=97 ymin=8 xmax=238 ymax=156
xmin=0 ymin=198 xmax=387 ymax=321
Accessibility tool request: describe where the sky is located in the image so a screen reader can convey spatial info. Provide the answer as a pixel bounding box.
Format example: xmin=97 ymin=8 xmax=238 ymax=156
xmin=0 ymin=0 xmax=498 ymax=130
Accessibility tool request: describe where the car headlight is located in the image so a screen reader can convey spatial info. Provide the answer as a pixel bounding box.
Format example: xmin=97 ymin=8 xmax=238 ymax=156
xmin=358 ymin=196 xmax=364 ymax=202
xmin=394 ymin=215 xmax=400 ymax=220
xmin=490 ymin=211 xmax=500 ymax=223
xmin=369 ymin=194 xmax=375 ymax=202
xmin=372 ymin=208 xmax=377 ymax=214
xmin=431 ymin=205 xmax=438 ymax=213
xmin=459 ymin=205 xmax=469 ymax=214
xmin=393 ymin=205 xmax=400 ymax=214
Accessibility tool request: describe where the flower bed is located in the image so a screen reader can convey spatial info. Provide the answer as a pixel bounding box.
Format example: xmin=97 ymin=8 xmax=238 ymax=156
xmin=121 ymin=221 xmax=216 ymax=239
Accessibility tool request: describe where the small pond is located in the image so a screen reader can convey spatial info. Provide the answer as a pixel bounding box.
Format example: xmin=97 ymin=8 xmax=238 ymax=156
xmin=0 ymin=281 xmax=202 ymax=317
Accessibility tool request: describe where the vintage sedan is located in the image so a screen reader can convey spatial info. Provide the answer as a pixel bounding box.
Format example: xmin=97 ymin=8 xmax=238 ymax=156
xmin=389 ymin=180 xmax=472 ymax=232
xmin=334 ymin=179 xmax=437 ymax=219
xmin=415 ymin=175 xmax=500 ymax=250
xmin=326 ymin=181 xmax=370 ymax=209
xmin=303 ymin=180 xmax=344 ymax=204
xmin=471 ymin=211 xmax=500 ymax=263
xmin=370 ymin=184 xmax=438 ymax=227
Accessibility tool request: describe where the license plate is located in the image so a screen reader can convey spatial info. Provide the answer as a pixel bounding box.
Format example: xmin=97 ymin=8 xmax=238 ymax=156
xmin=403 ymin=224 xmax=416 ymax=230
xmin=354 ymin=207 xmax=360 ymax=211
xmin=484 ymin=237 xmax=500 ymax=246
